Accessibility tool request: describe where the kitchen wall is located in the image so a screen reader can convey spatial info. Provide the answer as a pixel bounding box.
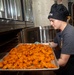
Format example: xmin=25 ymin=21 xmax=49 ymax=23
xmin=32 ymin=0 xmax=68 ymax=27
xmin=62 ymin=0 xmax=68 ymax=9
xmin=32 ymin=0 xmax=55 ymax=27
xmin=68 ymin=0 xmax=74 ymax=2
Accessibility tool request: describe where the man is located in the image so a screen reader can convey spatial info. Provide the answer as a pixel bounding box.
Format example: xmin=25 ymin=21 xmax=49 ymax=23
xmin=47 ymin=4 xmax=74 ymax=75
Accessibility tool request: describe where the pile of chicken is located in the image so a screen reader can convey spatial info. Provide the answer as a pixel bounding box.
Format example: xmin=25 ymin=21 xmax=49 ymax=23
xmin=0 ymin=44 xmax=57 ymax=69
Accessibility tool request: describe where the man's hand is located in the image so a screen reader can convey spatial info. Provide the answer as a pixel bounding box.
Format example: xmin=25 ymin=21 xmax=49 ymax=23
xmin=41 ymin=43 xmax=49 ymax=45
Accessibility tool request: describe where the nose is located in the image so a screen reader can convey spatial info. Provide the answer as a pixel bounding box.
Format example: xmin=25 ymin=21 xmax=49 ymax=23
xmin=50 ymin=21 xmax=53 ymax=26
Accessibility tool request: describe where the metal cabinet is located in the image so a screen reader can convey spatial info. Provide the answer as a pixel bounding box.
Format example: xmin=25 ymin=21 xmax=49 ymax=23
xmin=22 ymin=0 xmax=34 ymax=22
xmin=15 ymin=0 xmax=23 ymax=21
xmin=71 ymin=3 xmax=74 ymax=25
xmin=0 ymin=0 xmax=23 ymax=21
xmin=0 ymin=0 xmax=5 ymax=18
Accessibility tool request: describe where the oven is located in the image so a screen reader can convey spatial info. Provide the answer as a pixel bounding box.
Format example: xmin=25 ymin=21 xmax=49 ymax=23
xmin=0 ymin=26 xmax=26 ymax=75
xmin=0 ymin=26 xmax=57 ymax=75
xmin=24 ymin=26 xmax=56 ymax=43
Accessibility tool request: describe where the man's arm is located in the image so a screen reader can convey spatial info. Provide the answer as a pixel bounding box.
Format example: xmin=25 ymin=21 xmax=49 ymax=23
xmin=58 ymin=54 xmax=70 ymax=66
xmin=41 ymin=42 xmax=58 ymax=48
xmin=49 ymin=42 xmax=58 ymax=48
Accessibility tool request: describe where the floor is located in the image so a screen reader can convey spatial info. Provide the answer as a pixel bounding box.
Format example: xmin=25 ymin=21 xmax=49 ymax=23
xmin=0 ymin=71 xmax=56 ymax=75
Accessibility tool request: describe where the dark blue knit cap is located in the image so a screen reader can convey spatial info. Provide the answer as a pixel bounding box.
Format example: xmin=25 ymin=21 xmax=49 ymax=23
xmin=48 ymin=4 xmax=69 ymax=22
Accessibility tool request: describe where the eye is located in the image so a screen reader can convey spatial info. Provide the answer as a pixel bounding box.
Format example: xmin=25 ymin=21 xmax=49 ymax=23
xmin=51 ymin=20 xmax=54 ymax=22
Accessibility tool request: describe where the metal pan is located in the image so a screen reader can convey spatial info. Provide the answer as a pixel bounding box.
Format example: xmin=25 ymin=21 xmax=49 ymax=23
xmin=0 ymin=43 xmax=59 ymax=71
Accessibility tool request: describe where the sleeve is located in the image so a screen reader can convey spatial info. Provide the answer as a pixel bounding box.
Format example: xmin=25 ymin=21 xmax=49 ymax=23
xmin=54 ymin=36 xmax=58 ymax=43
xmin=61 ymin=33 xmax=74 ymax=54
xmin=54 ymin=32 xmax=61 ymax=44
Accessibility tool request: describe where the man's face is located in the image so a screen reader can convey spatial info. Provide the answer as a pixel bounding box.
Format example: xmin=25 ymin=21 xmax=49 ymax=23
xmin=49 ymin=18 xmax=62 ymax=30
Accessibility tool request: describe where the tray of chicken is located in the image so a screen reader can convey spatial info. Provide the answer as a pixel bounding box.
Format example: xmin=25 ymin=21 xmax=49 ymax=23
xmin=0 ymin=43 xmax=59 ymax=71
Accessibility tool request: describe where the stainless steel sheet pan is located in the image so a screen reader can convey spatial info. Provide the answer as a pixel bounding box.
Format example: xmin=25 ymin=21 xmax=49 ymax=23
xmin=0 ymin=43 xmax=59 ymax=71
